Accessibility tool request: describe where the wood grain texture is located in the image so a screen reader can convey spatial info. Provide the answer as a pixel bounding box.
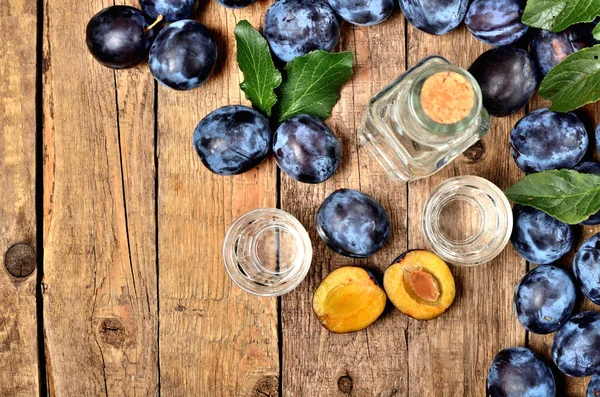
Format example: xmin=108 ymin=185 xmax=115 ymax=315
xmin=0 ymin=0 xmax=39 ymax=394
xmin=42 ymin=0 xmax=158 ymax=393
xmin=156 ymin=4 xmax=279 ymax=396
xmin=20 ymin=0 xmax=599 ymax=393
xmin=281 ymin=15 xmax=410 ymax=397
xmin=405 ymin=27 xmax=526 ymax=396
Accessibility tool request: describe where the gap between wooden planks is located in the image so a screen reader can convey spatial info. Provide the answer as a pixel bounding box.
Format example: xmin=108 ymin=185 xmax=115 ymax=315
xmin=0 ymin=0 xmax=596 ymax=393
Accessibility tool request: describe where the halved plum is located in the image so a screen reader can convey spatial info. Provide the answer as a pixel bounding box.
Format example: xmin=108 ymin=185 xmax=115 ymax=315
xmin=312 ymin=267 xmax=387 ymax=333
xmin=383 ymin=250 xmax=456 ymax=320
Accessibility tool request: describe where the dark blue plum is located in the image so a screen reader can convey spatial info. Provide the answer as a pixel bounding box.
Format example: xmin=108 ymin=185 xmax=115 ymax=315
xmin=86 ymin=6 xmax=158 ymax=69
xmin=510 ymin=109 xmax=588 ymax=173
xmin=149 ymin=20 xmax=217 ymax=90
xmin=532 ymin=23 xmax=598 ymax=77
xmin=216 ymin=0 xmax=257 ymax=8
xmin=193 ymin=105 xmax=272 ymax=175
xmin=264 ymin=0 xmax=340 ymax=62
xmin=468 ymin=46 xmax=537 ymax=117
xmin=399 ymin=0 xmax=468 ymax=35
xmin=514 ymin=265 xmax=577 ymax=334
xmin=317 ymin=189 xmax=391 ymax=258
xmin=552 ymin=311 xmax=600 ymax=377
xmin=273 ymin=115 xmax=341 ymax=184
xmin=487 ymin=347 xmax=556 ymax=397
xmin=140 ymin=0 xmax=197 ymax=21
xmin=573 ymin=233 xmax=600 ymax=306
xmin=465 ymin=0 xmax=528 ymax=46
xmin=588 ymin=374 xmax=600 ymax=397
xmin=574 ymin=162 xmax=600 ymax=225
xmin=327 ymin=0 xmax=393 ymax=26
xmin=511 ymin=205 xmax=574 ymax=265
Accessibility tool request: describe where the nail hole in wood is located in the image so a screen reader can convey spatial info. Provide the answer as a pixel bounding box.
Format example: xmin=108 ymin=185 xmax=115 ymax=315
xmin=5 ymin=243 xmax=36 ymax=278
xmin=338 ymin=375 xmax=353 ymax=394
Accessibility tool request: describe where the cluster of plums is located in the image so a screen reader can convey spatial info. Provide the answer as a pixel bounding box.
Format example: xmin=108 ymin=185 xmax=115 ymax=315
xmin=86 ymin=1 xmax=219 ymax=90
xmin=459 ymin=6 xmax=600 ymax=395
xmin=486 ymin=96 xmax=600 ymax=397
xmin=488 ymin=310 xmax=600 ymax=397
xmin=193 ymin=106 xmax=344 ymax=185
xmin=485 ymin=111 xmax=600 ymax=396
xmin=491 ymin=190 xmax=600 ymax=393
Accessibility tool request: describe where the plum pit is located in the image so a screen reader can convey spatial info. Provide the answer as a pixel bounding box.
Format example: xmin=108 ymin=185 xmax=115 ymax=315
xmin=403 ymin=266 xmax=441 ymax=303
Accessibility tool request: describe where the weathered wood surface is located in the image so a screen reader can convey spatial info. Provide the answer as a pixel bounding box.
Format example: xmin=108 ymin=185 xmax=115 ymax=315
xmin=0 ymin=0 xmax=39 ymax=395
xmin=281 ymin=16 xmax=410 ymax=396
xmin=1 ymin=0 xmax=599 ymax=394
xmin=42 ymin=0 xmax=158 ymax=393
xmin=156 ymin=3 xmax=280 ymax=396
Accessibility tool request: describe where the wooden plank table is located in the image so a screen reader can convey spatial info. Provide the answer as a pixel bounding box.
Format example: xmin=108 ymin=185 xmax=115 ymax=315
xmin=1 ymin=0 xmax=598 ymax=394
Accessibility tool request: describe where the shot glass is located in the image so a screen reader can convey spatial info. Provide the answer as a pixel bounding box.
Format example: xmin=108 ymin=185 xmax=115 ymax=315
xmin=422 ymin=176 xmax=513 ymax=266
xmin=223 ymin=208 xmax=313 ymax=296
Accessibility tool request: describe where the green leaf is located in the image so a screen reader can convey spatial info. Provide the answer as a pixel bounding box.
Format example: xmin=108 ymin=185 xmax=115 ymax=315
xmin=593 ymin=22 xmax=600 ymax=40
xmin=234 ymin=20 xmax=282 ymax=117
xmin=505 ymin=169 xmax=600 ymax=224
xmin=522 ymin=0 xmax=600 ymax=32
xmin=538 ymin=44 xmax=600 ymax=112
xmin=277 ymin=50 xmax=354 ymax=123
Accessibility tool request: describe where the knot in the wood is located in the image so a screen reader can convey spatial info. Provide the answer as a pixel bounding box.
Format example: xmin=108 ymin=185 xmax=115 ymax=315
xmin=5 ymin=243 xmax=36 ymax=278
xmin=338 ymin=375 xmax=353 ymax=394
xmin=98 ymin=318 xmax=127 ymax=346
xmin=252 ymin=375 xmax=279 ymax=397
xmin=463 ymin=141 xmax=485 ymax=163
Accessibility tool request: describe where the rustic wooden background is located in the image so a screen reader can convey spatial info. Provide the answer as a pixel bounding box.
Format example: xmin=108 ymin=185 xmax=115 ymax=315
xmin=2 ymin=0 xmax=599 ymax=394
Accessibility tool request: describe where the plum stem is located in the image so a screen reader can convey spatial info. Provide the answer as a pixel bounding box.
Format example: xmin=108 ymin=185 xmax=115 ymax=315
xmin=146 ymin=15 xmax=163 ymax=34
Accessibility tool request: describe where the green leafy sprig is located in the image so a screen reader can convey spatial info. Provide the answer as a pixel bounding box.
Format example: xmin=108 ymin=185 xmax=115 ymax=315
xmin=522 ymin=0 xmax=600 ymax=32
xmin=505 ymin=169 xmax=600 ymax=224
xmin=234 ymin=21 xmax=281 ymax=116
xmin=277 ymin=51 xmax=354 ymax=122
xmin=538 ymin=45 xmax=600 ymax=112
xmin=522 ymin=0 xmax=600 ymax=111
xmin=234 ymin=20 xmax=354 ymax=122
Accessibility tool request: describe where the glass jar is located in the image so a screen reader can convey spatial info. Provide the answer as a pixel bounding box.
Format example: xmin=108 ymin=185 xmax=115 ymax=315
xmin=223 ymin=208 xmax=313 ymax=296
xmin=422 ymin=176 xmax=512 ymax=266
xmin=359 ymin=56 xmax=491 ymax=182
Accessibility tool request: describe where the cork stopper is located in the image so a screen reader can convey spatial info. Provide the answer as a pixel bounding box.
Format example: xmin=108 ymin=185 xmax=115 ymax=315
xmin=420 ymin=71 xmax=475 ymax=124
